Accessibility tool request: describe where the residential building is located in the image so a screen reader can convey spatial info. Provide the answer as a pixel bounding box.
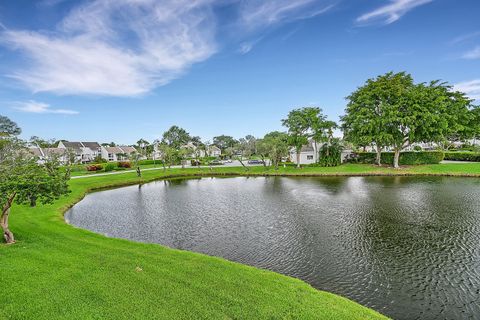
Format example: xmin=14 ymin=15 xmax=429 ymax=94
xmin=57 ymin=141 xmax=102 ymax=163
xmin=101 ymin=146 xmax=137 ymax=162
xmin=28 ymin=147 xmax=69 ymax=164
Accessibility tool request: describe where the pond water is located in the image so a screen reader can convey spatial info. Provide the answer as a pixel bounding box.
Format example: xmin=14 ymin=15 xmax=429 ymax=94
xmin=65 ymin=176 xmax=480 ymax=319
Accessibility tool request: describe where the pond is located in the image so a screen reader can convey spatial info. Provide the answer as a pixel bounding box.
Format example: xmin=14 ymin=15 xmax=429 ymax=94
xmin=65 ymin=176 xmax=480 ymax=319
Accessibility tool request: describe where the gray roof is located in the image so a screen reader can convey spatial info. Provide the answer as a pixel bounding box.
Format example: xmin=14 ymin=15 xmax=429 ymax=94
xmin=105 ymin=146 xmax=136 ymax=154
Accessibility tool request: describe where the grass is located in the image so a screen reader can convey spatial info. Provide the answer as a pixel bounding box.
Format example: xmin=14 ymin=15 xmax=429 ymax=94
xmin=0 ymin=165 xmax=398 ymax=320
xmin=5 ymin=163 xmax=480 ymax=319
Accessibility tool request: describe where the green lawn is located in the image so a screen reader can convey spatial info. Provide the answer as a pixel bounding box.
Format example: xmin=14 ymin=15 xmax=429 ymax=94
xmin=5 ymin=163 xmax=480 ymax=319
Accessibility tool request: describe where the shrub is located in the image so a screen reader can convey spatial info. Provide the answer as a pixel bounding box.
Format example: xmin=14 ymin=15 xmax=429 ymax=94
xmin=351 ymin=151 xmax=444 ymax=165
xmin=104 ymin=163 xmax=115 ymax=172
xmin=317 ymin=142 xmax=342 ymax=167
xmin=93 ymin=155 xmax=107 ymax=163
xmin=86 ymin=164 xmax=103 ymax=171
xmin=117 ymin=161 xmax=132 ymax=168
xmin=444 ymin=152 xmax=480 ymax=162
xmin=413 ymin=145 xmax=422 ymax=151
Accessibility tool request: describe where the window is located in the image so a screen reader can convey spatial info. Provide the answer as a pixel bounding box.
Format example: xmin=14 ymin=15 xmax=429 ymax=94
xmin=307 ymin=155 xmax=314 ymax=160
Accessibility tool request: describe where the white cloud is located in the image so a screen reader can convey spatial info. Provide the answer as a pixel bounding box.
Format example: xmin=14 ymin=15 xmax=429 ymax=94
xmin=13 ymin=100 xmax=79 ymax=114
xmin=462 ymin=46 xmax=480 ymax=60
xmin=239 ymin=0 xmax=334 ymax=30
xmin=1 ymin=0 xmax=217 ymax=96
xmin=357 ymin=0 xmax=433 ymax=25
xmin=454 ymin=80 xmax=480 ymax=101
xmin=0 ymin=0 xmax=335 ymax=96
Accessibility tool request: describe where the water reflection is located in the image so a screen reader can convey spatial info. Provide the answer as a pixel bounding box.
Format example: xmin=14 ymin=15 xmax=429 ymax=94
xmin=66 ymin=176 xmax=480 ymax=320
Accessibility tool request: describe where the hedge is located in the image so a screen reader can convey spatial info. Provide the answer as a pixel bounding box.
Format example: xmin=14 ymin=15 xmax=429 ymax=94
xmin=444 ymin=152 xmax=480 ymax=162
xmin=352 ymin=151 xmax=444 ymax=165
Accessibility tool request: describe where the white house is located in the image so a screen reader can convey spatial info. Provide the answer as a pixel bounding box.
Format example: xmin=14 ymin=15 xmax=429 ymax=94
xmin=28 ymin=147 xmax=69 ymax=164
xmin=289 ymin=140 xmax=322 ymax=165
xmin=58 ymin=141 xmax=102 ymax=163
xmin=290 ymin=140 xmax=352 ymax=165
xmin=208 ymin=145 xmax=221 ymax=157
xmin=101 ymin=146 xmax=137 ymax=162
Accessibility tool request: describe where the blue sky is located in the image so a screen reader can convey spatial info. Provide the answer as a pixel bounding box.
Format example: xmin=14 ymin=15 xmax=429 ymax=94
xmin=0 ymin=0 xmax=479 ymax=144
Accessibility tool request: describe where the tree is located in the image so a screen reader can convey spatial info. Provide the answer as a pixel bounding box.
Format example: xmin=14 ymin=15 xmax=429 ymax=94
xmin=1 ymin=138 xmax=70 ymax=244
xmin=282 ymin=108 xmax=309 ymax=168
xmin=0 ymin=115 xmax=21 ymax=136
xmin=262 ymin=131 xmax=289 ymax=170
xmin=178 ymin=146 xmax=193 ymax=168
xmin=162 ymin=126 xmax=190 ymax=149
xmin=30 ymin=136 xmax=56 ymax=148
xmin=136 ymin=138 xmax=150 ymax=157
xmin=344 ymin=72 xmax=474 ymax=168
xmin=213 ymin=135 xmax=237 ymax=151
xmin=342 ymin=73 xmax=404 ymax=166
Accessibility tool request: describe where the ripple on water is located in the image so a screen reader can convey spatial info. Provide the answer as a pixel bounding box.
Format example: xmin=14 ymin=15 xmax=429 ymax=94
xmin=66 ymin=176 xmax=480 ymax=320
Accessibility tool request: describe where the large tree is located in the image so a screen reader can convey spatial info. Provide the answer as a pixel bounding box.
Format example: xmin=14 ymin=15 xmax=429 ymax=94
xmin=0 ymin=115 xmax=21 ymax=136
xmin=344 ymin=72 xmax=473 ymax=168
xmin=261 ymin=131 xmax=289 ymax=170
xmin=1 ymin=118 xmax=70 ymax=244
xmin=162 ymin=126 xmax=190 ymax=149
xmin=282 ymin=108 xmax=310 ymax=168
xmin=213 ymin=135 xmax=237 ymax=151
xmin=342 ymin=73 xmax=406 ymax=166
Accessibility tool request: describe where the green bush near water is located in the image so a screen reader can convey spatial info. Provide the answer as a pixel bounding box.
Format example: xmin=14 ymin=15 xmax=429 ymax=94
xmin=444 ymin=152 xmax=480 ymax=162
xmin=352 ymin=151 xmax=444 ymax=165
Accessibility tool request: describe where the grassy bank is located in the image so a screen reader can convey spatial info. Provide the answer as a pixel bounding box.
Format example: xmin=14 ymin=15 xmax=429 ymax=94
xmin=73 ymin=162 xmax=480 ymax=178
xmin=0 ymin=167 xmax=391 ymax=320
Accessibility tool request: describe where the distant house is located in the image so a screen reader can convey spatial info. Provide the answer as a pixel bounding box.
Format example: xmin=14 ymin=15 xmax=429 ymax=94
xmin=101 ymin=146 xmax=137 ymax=162
xmin=208 ymin=145 xmax=221 ymax=157
xmin=28 ymin=147 xmax=69 ymax=164
xmin=289 ymin=140 xmax=322 ymax=165
xmin=57 ymin=141 xmax=102 ymax=163
xmin=290 ymin=140 xmax=352 ymax=165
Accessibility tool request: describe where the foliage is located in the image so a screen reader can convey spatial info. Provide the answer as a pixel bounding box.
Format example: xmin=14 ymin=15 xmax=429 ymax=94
xmin=1 ymin=136 xmax=69 ymax=243
xmin=318 ymin=139 xmax=342 ymax=167
xmin=93 ymin=155 xmax=107 ymax=163
xmin=351 ymin=151 xmax=445 ymax=165
xmin=257 ymin=131 xmax=289 ymax=169
xmin=413 ymin=145 xmax=422 ymax=151
xmin=213 ymin=135 xmax=238 ymax=151
xmin=444 ymin=152 xmax=480 ymax=162
xmin=162 ymin=125 xmax=190 ymax=149
xmin=86 ymin=164 xmax=104 ymax=171
xmin=282 ymin=108 xmax=310 ymax=167
xmin=0 ymin=115 xmax=21 ymax=136
xmin=117 ymin=161 xmax=132 ymax=168
xmin=104 ymin=163 xmax=115 ymax=172
xmin=342 ymin=72 xmax=473 ymax=168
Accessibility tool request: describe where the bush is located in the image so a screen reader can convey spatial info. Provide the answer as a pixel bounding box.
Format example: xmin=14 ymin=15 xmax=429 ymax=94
xmin=104 ymin=163 xmax=115 ymax=172
xmin=86 ymin=164 xmax=103 ymax=171
xmin=317 ymin=142 xmax=342 ymax=167
xmin=137 ymin=159 xmax=157 ymax=165
xmin=444 ymin=152 xmax=480 ymax=162
xmin=351 ymin=151 xmax=444 ymax=165
xmin=93 ymin=155 xmax=107 ymax=163
xmin=117 ymin=161 xmax=132 ymax=168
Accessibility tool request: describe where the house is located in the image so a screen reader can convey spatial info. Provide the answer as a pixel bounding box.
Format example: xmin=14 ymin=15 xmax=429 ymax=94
xmin=28 ymin=147 xmax=69 ymax=164
xmin=101 ymin=146 xmax=137 ymax=162
xmin=208 ymin=145 xmax=221 ymax=157
xmin=57 ymin=141 xmax=102 ymax=163
xmin=289 ymin=140 xmax=322 ymax=165
xmin=290 ymin=140 xmax=352 ymax=165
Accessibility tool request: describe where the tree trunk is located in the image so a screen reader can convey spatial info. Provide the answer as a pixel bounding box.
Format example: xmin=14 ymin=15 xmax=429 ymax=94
xmin=1 ymin=193 xmax=16 ymax=244
xmin=376 ymin=146 xmax=382 ymax=166
xmin=30 ymin=196 xmax=37 ymax=207
xmin=238 ymin=156 xmax=249 ymax=171
xmin=393 ymin=149 xmax=401 ymax=169
xmin=296 ymin=151 xmax=301 ymax=168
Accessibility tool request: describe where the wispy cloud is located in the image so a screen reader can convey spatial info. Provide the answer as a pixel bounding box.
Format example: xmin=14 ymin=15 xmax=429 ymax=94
xmin=450 ymin=31 xmax=480 ymax=45
xmin=1 ymin=0 xmax=217 ymax=96
xmin=455 ymin=80 xmax=480 ymax=101
xmin=13 ymin=100 xmax=79 ymax=114
xmin=239 ymin=0 xmax=335 ymax=30
xmin=0 ymin=0 xmax=334 ymax=97
xmin=357 ymin=0 xmax=433 ymax=25
xmin=462 ymin=46 xmax=480 ymax=60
